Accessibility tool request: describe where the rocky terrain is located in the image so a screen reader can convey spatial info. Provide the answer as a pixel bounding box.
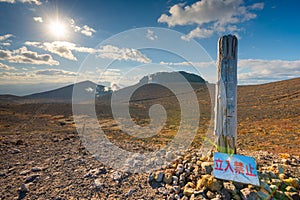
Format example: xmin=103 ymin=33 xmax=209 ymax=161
xmin=0 ymin=77 xmax=300 ymax=199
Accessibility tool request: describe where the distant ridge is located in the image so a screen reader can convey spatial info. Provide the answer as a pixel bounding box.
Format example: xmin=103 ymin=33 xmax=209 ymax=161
xmin=139 ymin=71 xmax=207 ymax=84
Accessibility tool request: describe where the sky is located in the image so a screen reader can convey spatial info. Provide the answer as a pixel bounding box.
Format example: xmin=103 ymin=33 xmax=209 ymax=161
xmin=0 ymin=0 xmax=299 ymax=95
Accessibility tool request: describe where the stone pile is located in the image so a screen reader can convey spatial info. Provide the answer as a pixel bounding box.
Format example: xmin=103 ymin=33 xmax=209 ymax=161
xmin=148 ymin=149 xmax=300 ymax=200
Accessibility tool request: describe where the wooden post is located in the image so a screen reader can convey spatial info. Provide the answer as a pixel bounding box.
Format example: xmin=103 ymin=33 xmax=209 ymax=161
xmin=214 ymin=35 xmax=238 ymax=154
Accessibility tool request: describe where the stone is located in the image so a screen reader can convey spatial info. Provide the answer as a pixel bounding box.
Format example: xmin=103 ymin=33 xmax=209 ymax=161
xmin=148 ymin=173 xmax=154 ymax=183
xmin=220 ymin=188 xmax=231 ymax=200
xmin=223 ymin=182 xmax=238 ymax=195
xmin=172 ymin=185 xmax=181 ymax=194
xmin=125 ymin=189 xmax=136 ymax=197
xmin=94 ymin=179 xmax=103 ymax=188
xmin=196 ymin=174 xmax=211 ymax=190
xmin=176 ymin=164 xmax=184 ymax=174
xmin=179 ymin=174 xmax=185 ymax=182
xmin=163 ymin=173 xmax=173 ymax=184
xmin=18 ymin=183 xmax=28 ymax=193
xmin=172 ymin=176 xmax=179 ymax=185
xmin=260 ymin=181 xmax=272 ymax=193
xmin=284 ymin=178 xmax=299 ymax=189
xmin=207 ymin=178 xmax=222 ymax=192
xmin=111 ymin=171 xmax=122 ymax=181
xmin=25 ymin=174 xmax=39 ymax=183
xmin=279 ymin=173 xmax=286 ymax=180
xmin=274 ymin=191 xmax=289 ymax=200
xmin=201 ymin=162 xmax=213 ymax=174
xmin=166 ymin=151 xmax=175 ymax=161
xmin=257 ymin=191 xmax=269 ymax=200
xmin=240 ymin=188 xmax=259 ymax=200
xmin=285 ymin=186 xmax=297 ymax=192
xmin=0 ymin=171 xmax=5 ymax=177
xmin=183 ymin=187 xmax=194 ymax=197
xmin=158 ymin=187 xmax=168 ymax=196
xmin=31 ymin=167 xmax=42 ymax=172
xmin=206 ymin=191 xmax=216 ymax=199
xmin=20 ymin=170 xmax=30 ymax=176
xmin=285 ymin=192 xmax=300 ymax=200
xmin=155 ymin=171 xmax=164 ymax=182
xmin=11 ymin=148 xmax=21 ymax=154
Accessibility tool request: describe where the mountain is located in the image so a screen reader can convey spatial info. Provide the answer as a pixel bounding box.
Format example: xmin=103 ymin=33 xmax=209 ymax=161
xmin=22 ymin=81 xmax=111 ymax=103
xmin=139 ymin=71 xmax=207 ymax=84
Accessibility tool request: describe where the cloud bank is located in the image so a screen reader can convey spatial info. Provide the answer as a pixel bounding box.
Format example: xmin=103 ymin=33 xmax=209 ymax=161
xmin=158 ymin=0 xmax=264 ymax=40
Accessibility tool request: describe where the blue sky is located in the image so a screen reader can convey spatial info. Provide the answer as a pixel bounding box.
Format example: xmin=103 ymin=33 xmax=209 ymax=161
xmin=0 ymin=0 xmax=299 ymax=95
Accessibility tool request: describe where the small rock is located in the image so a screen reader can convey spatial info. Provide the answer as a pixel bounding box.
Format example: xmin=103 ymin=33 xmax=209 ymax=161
xmin=279 ymin=173 xmax=286 ymax=180
xmin=148 ymin=173 xmax=154 ymax=183
xmin=166 ymin=151 xmax=175 ymax=161
xmin=94 ymin=179 xmax=103 ymax=188
xmin=285 ymin=192 xmax=300 ymax=200
xmin=183 ymin=187 xmax=194 ymax=197
xmin=201 ymin=162 xmax=213 ymax=174
xmin=111 ymin=171 xmax=122 ymax=181
xmin=285 ymin=178 xmax=300 ymax=189
xmin=206 ymin=190 xmax=216 ymax=199
xmin=163 ymin=173 xmax=173 ymax=184
xmin=18 ymin=183 xmax=28 ymax=193
xmin=223 ymin=182 xmax=238 ymax=195
xmin=172 ymin=185 xmax=181 ymax=194
xmin=207 ymin=178 xmax=222 ymax=192
xmin=257 ymin=191 xmax=269 ymax=200
xmin=285 ymin=186 xmax=297 ymax=192
xmin=25 ymin=174 xmax=39 ymax=183
xmin=0 ymin=171 xmax=6 ymax=177
xmin=20 ymin=170 xmax=31 ymax=176
xmin=176 ymin=164 xmax=184 ymax=174
xmin=274 ymin=191 xmax=289 ymax=200
xmin=155 ymin=171 xmax=164 ymax=182
xmin=260 ymin=181 xmax=272 ymax=193
xmin=31 ymin=167 xmax=42 ymax=172
xmin=172 ymin=176 xmax=179 ymax=185
xmin=125 ymin=189 xmax=136 ymax=197
xmin=240 ymin=188 xmax=259 ymax=200
xmin=11 ymin=148 xmax=21 ymax=154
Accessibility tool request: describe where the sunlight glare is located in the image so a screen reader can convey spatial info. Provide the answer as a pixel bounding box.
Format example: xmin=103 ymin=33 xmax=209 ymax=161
xmin=49 ymin=21 xmax=67 ymax=38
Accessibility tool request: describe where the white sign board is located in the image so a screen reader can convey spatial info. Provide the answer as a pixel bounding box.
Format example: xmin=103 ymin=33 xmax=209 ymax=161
xmin=213 ymin=152 xmax=260 ymax=186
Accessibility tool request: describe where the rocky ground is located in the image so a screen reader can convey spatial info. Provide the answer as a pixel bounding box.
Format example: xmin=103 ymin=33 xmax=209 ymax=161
xmin=0 ymin=127 xmax=299 ymax=199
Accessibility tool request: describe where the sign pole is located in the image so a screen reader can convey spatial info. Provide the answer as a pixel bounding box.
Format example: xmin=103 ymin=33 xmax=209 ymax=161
xmin=214 ymin=35 xmax=238 ymax=154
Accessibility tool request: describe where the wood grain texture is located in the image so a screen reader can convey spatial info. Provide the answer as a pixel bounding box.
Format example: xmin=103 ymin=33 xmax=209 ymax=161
xmin=214 ymin=35 xmax=238 ymax=154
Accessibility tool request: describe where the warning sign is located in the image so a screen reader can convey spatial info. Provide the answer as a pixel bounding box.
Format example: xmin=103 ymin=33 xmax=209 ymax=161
xmin=213 ymin=152 xmax=260 ymax=186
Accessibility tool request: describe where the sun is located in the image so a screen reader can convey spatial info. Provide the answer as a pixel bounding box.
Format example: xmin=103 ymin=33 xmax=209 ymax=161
xmin=48 ymin=21 xmax=67 ymax=38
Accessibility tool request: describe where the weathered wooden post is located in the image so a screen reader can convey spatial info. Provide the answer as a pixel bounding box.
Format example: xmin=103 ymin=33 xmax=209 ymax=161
xmin=214 ymin=35 xmax=238 ymax=154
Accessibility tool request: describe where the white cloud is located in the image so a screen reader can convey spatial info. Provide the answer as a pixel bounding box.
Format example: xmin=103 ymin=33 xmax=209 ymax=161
xmin=0 ymin=34 xmax=13 ymax=41
xmin=238 ymin=59 xmax=300 ymax=84
xmin=0 ymin=42 xmax=11 ymax=46
xmin=158 ymin=0 xmax=264 ymax=39
xmin=33 ymin=16 xmax=43 ymax=23
xmin=35 ymin=69 xmax=77 ymax=76
xmin=160 ymin=60 xmax=215 ymax=68
xmin=0 ymin=0 xmax=42 ymax=5
xmin=25 ymin=41 xmax=151 ymax=63
xmin=146 ymin=29 xmax=158 ymax=40
xmin=0 ymin=69 xmax=77 ymax=85
xmin=0 ymin=62 xmax=17 ymax=70
xmin=70 ymin=19 xmax=96 ymax=37
xmin=18 ymin=0 xmax=41 ymax=5
xmin=181 ymin=27 xmax=214 ymax=41
xmin=0 ymin=0 xmax=15 ymax=3
xmin=97 ymin=45 xmax=152 ymax=63
xmin=80 ymin=25 xmax=96 ymax=37
xmin=0 ymin=47 xmax=59 ymax=65
xmin=25 ymin=41 xmax=97 ymax=61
